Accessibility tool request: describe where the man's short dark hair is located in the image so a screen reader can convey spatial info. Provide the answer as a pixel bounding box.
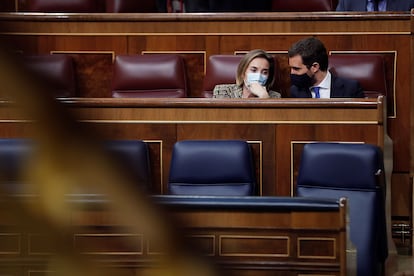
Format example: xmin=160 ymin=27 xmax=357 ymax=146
xmin=288 ymin=37 xmax=329 ymax=71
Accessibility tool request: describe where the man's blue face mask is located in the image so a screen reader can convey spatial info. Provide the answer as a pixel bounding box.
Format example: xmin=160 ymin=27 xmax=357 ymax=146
xmin=246 ymin=72 xmax=268 ymax=86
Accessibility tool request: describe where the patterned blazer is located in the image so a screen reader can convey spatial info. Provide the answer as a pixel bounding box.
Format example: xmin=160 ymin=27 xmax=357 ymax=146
xmin=213 ymin=84 xmax=281 ymax=98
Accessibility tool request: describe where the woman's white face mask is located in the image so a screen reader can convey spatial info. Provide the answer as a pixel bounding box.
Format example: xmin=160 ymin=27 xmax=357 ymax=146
xmin=245 ymin=72 xmax=268 ymax=86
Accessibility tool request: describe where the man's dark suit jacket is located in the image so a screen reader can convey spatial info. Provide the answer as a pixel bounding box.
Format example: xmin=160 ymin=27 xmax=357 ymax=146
xmin=336 ymin=0 xmax=414 ymax=11
xmin=290 ymin=74 xmax=365 ymax=98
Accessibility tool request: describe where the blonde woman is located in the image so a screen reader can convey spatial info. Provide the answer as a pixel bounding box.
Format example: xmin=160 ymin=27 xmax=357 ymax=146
xmin=213 ymin=49 xmax=281 ymax=99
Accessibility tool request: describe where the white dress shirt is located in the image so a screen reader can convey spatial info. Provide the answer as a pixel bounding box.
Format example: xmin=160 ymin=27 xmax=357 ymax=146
xmin=310 ymin=71 xmax=331 ymax=98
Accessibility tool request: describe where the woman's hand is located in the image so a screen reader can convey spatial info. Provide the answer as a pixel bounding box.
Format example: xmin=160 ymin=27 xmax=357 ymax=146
xmin=248 ymin=83 xmax=270 ymax=98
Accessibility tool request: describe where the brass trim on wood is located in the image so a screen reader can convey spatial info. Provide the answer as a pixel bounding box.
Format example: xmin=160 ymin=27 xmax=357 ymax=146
xmin=0 ymin=233 xmax=21 ymax=255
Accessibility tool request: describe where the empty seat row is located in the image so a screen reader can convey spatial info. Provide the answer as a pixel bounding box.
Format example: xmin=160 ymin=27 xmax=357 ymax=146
xmin=0 ymin=137 xmax=388 ymax=276
xmin=20 ymin=53 xmax=188 ymax=98
xmin=19 ymin=53 xmax=388 ymax=99
xmin=0 ymin=138 xmax=256 ymax=196
xmin=0 ymin=138 xmax=152 ymax=194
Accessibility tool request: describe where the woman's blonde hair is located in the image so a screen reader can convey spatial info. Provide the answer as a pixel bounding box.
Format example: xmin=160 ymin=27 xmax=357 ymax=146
xmin=235 ymin=49 xmax=275 ymax=90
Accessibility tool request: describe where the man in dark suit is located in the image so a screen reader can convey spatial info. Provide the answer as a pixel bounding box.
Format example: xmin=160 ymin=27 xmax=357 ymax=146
xmin=288 ymin=37 xmax=364 ymax=98
xmin=336 ymin=0 xmax=414 ymax=11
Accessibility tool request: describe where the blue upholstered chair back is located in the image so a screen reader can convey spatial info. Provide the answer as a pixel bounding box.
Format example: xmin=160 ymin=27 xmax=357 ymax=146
xmin=0 ymin=138 xmax=33 ymax=194
xmin=0 ymin=139 xmax=152 ymax=194
xmin=168 ymin=140 xmax=256 ymax=196
xmin=104 ymin=140 xmax=152 ymax=190
xmin=296 ymin=142 xmax=387 ymax=276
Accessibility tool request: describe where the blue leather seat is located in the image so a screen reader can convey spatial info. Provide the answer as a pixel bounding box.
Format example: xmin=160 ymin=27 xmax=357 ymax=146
xmin=0 ymin=138 xmax=33 ymax=194
xmin=104 ymin=140 xmax=152 ymax=190
xmin=0 ymin=139 xmax=152 ymax=194
xmin=296 ymin=142 xmax=388 ymax=276
xmin=168 ymin=140 xmax=256 ymax=196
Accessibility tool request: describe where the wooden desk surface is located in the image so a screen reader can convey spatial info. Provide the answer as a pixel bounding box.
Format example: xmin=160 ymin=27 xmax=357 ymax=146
xmin=60 ymin=97 xmax=384 ymax=124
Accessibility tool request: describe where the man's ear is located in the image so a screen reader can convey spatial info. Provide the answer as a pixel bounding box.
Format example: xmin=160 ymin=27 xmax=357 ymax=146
xmin=311 ymin=62 xmax=320 ymax=73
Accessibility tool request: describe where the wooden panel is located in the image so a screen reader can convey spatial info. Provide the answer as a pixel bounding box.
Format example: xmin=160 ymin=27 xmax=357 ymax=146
xmin=51 ymin=51 xmax=114 ymax=98
xmin=0 ymin=233 xmax=20 ymax=254
xmin=74 ymin=234 xmax=143 ymax=255
xmin=392 ymin=173 xmax=412 ymax=218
